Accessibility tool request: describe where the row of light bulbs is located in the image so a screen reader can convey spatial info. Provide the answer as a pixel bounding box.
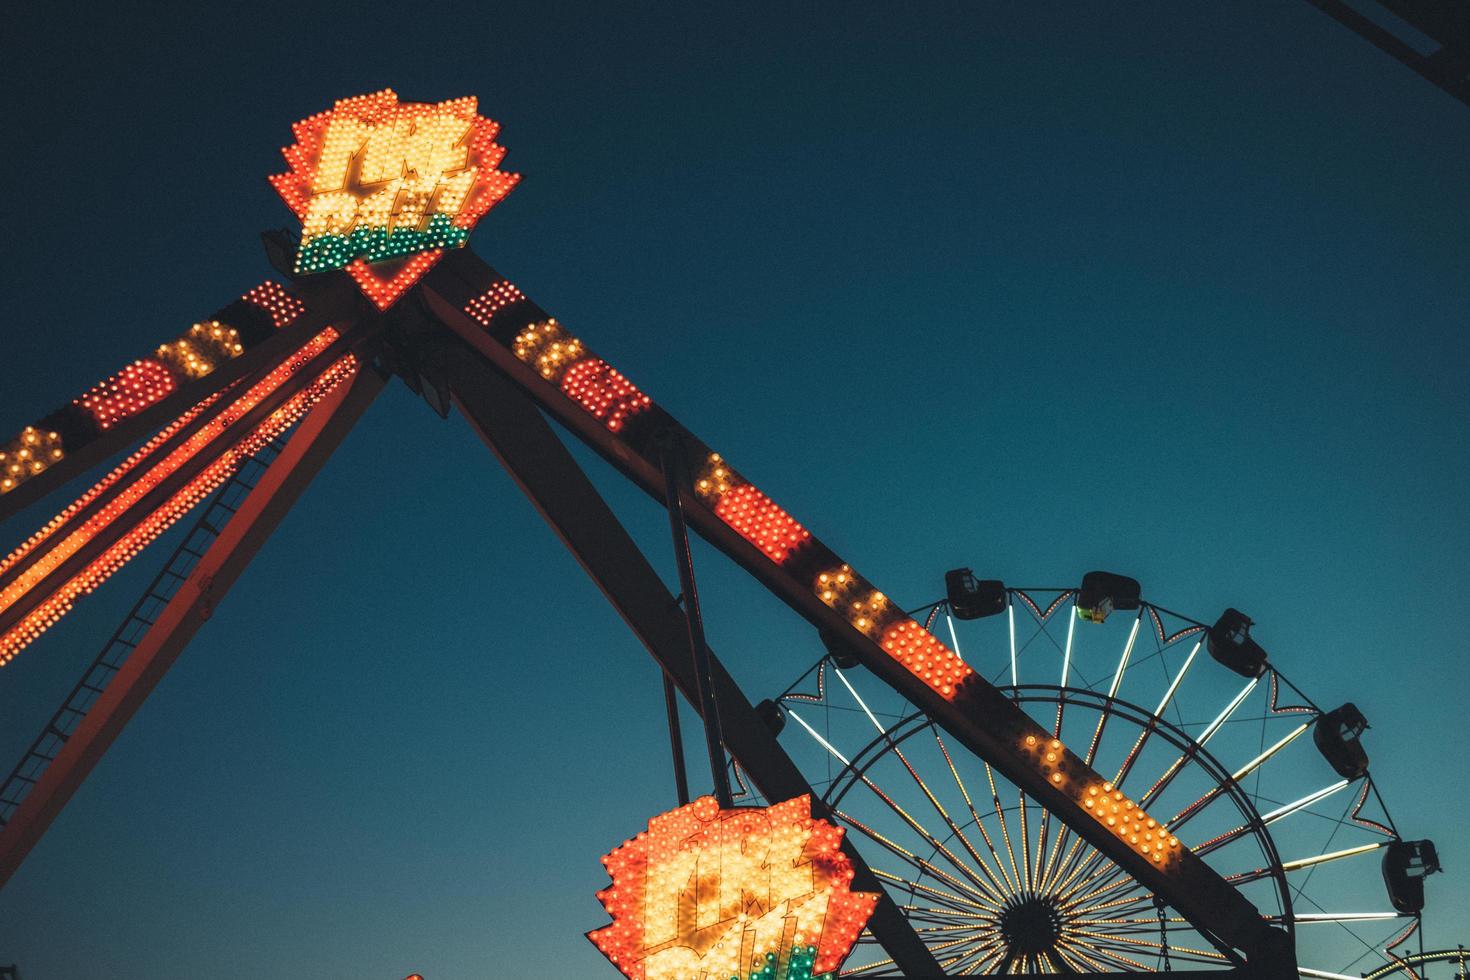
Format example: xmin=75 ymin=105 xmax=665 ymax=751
xmin=1022 ymin=733 xmax=1182 ymax=868
xmin=2 ymin=328 xmax=335 ymax=622
xmin=241 ymin=281 xmax=306 ymax=328
xmin=0 ymin=428 xmax=65 ymax=493
xmin=464 ymin=279 xmax=526 ymax=325
xmin=156 ymin=320 xmax=244 ymax=380
xmin=0 ymin=332 xmax=345 ymax=665
xmin=0 ymin=403 xmax=215 ymax=584
xmin=694 ymin=454 xmax=812 ymax=566
xmin=814 ymin=564 xmax=888 ymax=637
xmin=511 ymin=319 xmax=655 ymax=433
xmin=3 ymin=281 xmax=305 ymax=496
xmin=496 ymin=294 xmax=973 ymax=705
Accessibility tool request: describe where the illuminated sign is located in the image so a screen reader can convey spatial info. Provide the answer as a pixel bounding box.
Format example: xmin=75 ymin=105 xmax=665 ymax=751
xmin=588 ymin=795 xmax=876 ymax=980
xmin=270 ymin=90 xmax=519 ymax=309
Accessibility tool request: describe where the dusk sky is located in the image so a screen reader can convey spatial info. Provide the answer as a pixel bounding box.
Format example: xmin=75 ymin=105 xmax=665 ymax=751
xmin=2 ymin=2 xmax=1467 ymax=977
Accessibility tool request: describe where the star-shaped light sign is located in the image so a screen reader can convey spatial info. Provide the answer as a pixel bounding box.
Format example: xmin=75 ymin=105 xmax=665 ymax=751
xmin=589 ymin=795 xmax=877 ymax=980
xmin=270 ymin=90 xmax=519 ymax=309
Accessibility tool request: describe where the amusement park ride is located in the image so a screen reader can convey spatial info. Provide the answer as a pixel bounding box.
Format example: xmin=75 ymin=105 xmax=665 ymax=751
xmin=0 ymin=88 xmax=1460 ymax=979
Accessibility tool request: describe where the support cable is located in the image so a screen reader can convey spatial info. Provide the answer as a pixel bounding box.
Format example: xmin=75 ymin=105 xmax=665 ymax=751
xmin=662 ymin=674 xmax=690 ymax=806
xmin=659 ymin=439 xmax=732 ymax=808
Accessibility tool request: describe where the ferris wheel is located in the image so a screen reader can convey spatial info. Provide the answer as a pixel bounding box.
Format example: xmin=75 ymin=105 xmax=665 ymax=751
xmin=751 ymin=573 xmax=1433 ymax=975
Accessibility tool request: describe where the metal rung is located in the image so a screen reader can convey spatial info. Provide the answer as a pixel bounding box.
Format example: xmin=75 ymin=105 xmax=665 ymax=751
xmin=0 ymin=443 xmax=283 ymax=824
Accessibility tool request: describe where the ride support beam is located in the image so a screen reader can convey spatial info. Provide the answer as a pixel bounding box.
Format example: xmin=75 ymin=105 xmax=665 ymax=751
xmin=0 ymin=364 xmax=384 ymax=890
xmin=0 ymin=275 xmax=362 ymax=526
xmin=0 ymin=326 xmax=367 ymax=644
xmin=421 ymin=249 xmax=1297 ymax=976
xmin=443 ymin=346 xmax=945 ymax=978
xmin=1302 ymin=0 xmax=1470 ymax=107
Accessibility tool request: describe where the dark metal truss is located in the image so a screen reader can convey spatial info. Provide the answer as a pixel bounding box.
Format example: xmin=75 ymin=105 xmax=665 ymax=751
xmin=1304 ymin=0 xmax=1470 ymax=106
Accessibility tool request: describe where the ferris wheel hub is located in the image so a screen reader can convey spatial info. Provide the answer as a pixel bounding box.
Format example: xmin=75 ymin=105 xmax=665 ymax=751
xmin=998 ymin=895 xmax=1065 ymax=957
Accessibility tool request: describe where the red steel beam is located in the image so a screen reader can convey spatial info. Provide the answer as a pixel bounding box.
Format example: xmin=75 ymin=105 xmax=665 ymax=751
xmin=0 ymin=327 xmax=368 ymax=657
xmin=0 ymin=364 xmax=385 ymax=889
xmin=0 ymin=276 xmax=362 ymax=525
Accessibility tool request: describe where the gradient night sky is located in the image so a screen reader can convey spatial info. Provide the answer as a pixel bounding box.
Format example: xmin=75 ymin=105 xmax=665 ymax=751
xmin=2 ymin=2 xmax=1467 ymax=977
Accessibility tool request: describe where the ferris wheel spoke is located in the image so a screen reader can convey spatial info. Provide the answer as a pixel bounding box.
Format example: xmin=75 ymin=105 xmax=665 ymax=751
xmin=1070 ymin=915 xmax=1186 ymax=931
xmin=1231 ymin=841 xmax=1390 ymax=886
xmin=1053 ymin=937 xmax=1110 ymax=973
xmin=983 ymin=762 xmax=1026 ymax=893
xmin=839 ymin=949 xmax=896 ymax=976
xmin=1054 ymin=604 xmax=1078 ymax=735
xmin=909 ymin=917 xmax=999 ymax=933
xmin=925 ymin=933 xmax=991 ymax=960
xmin=829 ymin=669 xmax=1009 ymax=902
xmin=1152 ymin=945 xmax=1233 ymax=966
xmin=1257 ymin=778 xmax=1352 ymax=826
xmin=1289 ymin=912 xmax=1413 ymax=924
xmin=1086 ymin=612 xmax=1143 ymax=760
xmin=1167 ymin=720 xmax=1313 ymax=831
xmin=1109 ymin=638 xmax=1202 ymax=791
xmin=900 ymin=907 xmax=995 ymax=930
xmin=1050 ymin=847 xmax=1118 ymax=906
xmin=1138 ymin=676 xmax=1259 ymax=810
xmin=846 ymin=830 xmax=1001 ymax=913
xmin=1060 ymin=866 xmax=1155 ymax=912
xmin=788 ymin=706 xmax=1004 ymax=902
xmin=935 ymin=732 xmax=1019 ymax=895
xmin=941 ymin=940 xmax=1005 ymax=976
xmin=1018 ymin=790 xmax=1034 ymax=891
xmin=882 ymin=870 xmax=998 ymax=917
xmin=1060 ymin=935 xmax=1152 ymax=972
xmin=1008 ymin=600 xmax=1019 ymax=689
xmin=1050 ymin=831 xmax=1144 ymax=905
xmin=1073 ymin=927 xmax=1225 ymax=962
xmin=1034 ymin=819 xmax=1070 ymax=895
xmin=945 ymin=610 xmax=965 ymax=665
xmin=1038 ymin=831 xmax=1088 ymax=895
xmin=1032 ymin=795 xmax=1053 ymax=897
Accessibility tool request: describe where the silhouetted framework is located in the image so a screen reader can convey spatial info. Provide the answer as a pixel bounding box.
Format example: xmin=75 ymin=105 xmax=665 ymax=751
xmin=1304 ymin=0 xmax=1470 ymax=106
xmin=0 ymin=232 xmax=1435 ymax=974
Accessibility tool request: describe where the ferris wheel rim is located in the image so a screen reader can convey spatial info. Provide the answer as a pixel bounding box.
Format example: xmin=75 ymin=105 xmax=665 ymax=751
xmin=780 ymin=671 xmax=1301 ymax=971
xmin=1357 ymin=946 xmax=1470 ymax=980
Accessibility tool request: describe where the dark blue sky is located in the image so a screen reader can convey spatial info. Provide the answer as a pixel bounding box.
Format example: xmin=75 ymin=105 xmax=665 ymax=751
xmin=1 ymin=2 xmax=1467 ymax=976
